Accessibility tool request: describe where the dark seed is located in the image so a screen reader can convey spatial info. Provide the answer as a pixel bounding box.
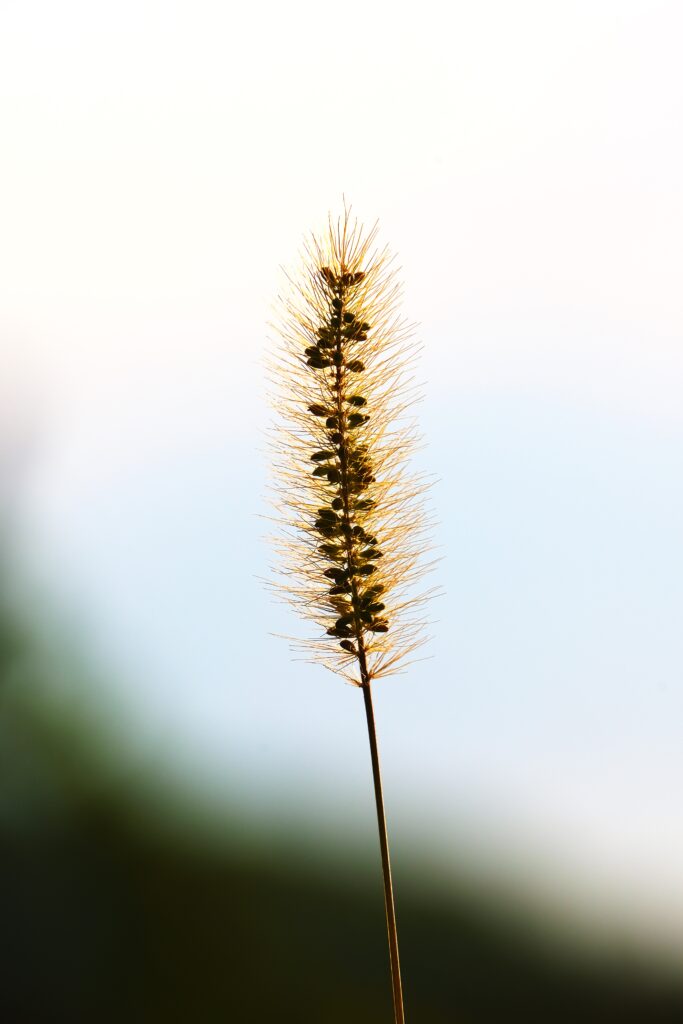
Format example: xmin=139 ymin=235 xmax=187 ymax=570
xmin=342 ymin=272 xmax=365 ymax=286
xmin=368 ymin=621 xmax=389 ymax=633
xmin=328 ymin=623 xmax=352 ymax=638
xmin=308 ymin=404 xmax=328 ymax=416
xmin=326 ymin=467 xmax=341 ymax=483
xmin=347 ymin=360 xmax=365 ymax=373
xmin=357 ymin=564 xmax=377 ymax=576
xmin=311 ymin=451 xmax=334 ymax=462
xmin=331 ymin=497 xmax=343 ymax=510
xmin=348 ymin=395 xmax=366 ymax=407
xmin=367 ymin=602 xmax=385 ymax=613
xmin=324 ymin=567 xmax=346 ymax=581
xmin=325 ymin=416 xmax=339 ymax=428
xmin=329 ymin=584 xmax=350 ymax=595
xmin=340 ymin=640 xmax=356 ymax=654
xmin=315 ymin=519 xmax=338 ymax=534
xmin=348 ymin=413 xmax=368 ymax=428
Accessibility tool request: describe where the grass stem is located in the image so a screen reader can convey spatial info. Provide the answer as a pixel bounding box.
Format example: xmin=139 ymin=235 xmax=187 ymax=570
xmin=362 ymin=679 xmax=405 ymax=1024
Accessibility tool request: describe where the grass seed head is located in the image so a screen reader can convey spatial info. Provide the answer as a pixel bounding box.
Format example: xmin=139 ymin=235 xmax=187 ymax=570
xmin=267 ymin=205 xmax=434 ymax=685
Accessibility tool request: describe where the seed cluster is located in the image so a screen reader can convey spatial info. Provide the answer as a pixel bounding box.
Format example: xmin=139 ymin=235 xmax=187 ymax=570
xmin=269 ymin=210 xmax=432 ymax=685
xmin=305 ymin=267 xmax=388 ymax=657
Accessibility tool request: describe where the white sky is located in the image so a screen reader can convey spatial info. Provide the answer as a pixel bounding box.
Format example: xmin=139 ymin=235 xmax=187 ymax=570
xmin=2 ymin=0 xmax=683 ymax=952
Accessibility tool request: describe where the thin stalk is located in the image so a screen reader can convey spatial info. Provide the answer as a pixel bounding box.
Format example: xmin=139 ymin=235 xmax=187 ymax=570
xmin=361 ymin=677 xmax=405 ymax=1024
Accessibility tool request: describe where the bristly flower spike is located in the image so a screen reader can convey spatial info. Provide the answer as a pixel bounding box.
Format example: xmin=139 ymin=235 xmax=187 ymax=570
xmin=267 ymin=205 xmax=435 ymax=1024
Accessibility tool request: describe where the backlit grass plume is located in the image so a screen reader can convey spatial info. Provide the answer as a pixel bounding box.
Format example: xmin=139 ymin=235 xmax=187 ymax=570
xmin=267 ymin=207 xmax=434 ymax=1024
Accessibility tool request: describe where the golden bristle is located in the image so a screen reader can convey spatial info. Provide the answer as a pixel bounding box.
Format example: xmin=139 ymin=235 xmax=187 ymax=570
xmin=267 ymin=205 xmax=435 ymax=687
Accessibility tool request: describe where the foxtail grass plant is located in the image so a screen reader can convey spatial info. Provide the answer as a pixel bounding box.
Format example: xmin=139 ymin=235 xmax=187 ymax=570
xmin=268 ymin=208 xmax=434 ymax=1024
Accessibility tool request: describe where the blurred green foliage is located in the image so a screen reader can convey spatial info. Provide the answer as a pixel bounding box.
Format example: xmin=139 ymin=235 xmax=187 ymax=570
xmin=1 ymin=554 xmax=682 ymax=1023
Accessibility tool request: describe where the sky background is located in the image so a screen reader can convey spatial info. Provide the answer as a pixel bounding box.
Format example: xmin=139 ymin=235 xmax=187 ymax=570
xmin=1 ymin=0 xmax=682 ymax=952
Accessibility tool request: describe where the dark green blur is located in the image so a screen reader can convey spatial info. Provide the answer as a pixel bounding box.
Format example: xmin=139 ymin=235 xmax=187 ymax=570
xmin=1 ymin=552 xmax=682 ymax=1023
